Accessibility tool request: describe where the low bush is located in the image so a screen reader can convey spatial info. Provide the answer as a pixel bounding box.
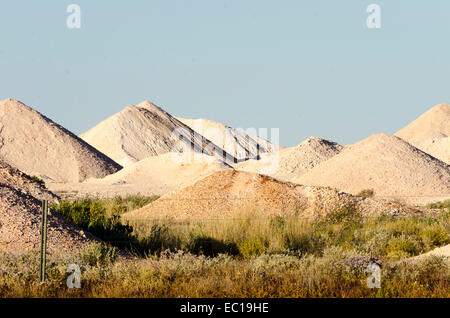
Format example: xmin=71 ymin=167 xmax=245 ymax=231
xmin=79 ymin=242 xmax=118 ymax=267
xmin=356 ymin=189 xmax=375 ymax=198
xmin=30 ymin=175 xmax=45 ymax=186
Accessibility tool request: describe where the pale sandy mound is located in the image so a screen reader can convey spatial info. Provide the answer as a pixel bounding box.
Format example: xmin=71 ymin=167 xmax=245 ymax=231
xmin=0 ymin=98 xmax=122 ymax=183
xmin=296 ymin=133 xmax=450 ymax=204
xmin=48 ymin=153 xmax=231 ymax=198
xmin=395 ymin=103 xmax=450 ymax=143
xmin=411 ymin=244 xmax=450 ymax=261
xmin=176 ymin=117 xmax=280 ymax=160
xmin=0 ymin=184 xmax=98 ymax=256
xmin=235 ymin=136 xmax=343 ymax=182
xmin=395 ymin=103 xmax=450 ymax=164
xmin=409 ymin=136 xmax=450 ymax=164
xmin=0 ymin=161 xmax=58 ymax=202
xmin=123 ymin=170 xmax=425 ymax=222
xmin=80 ymin=101 xmax=237 ymax=167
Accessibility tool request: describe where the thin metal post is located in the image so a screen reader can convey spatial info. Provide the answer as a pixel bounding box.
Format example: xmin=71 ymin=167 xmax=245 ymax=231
xmin=39 ymin=200 xmax=48 ymax=283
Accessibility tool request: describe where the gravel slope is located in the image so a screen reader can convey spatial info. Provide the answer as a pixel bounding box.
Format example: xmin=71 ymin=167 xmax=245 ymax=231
xmin=123 ymin=170 xmax=426 ymax=222
xmin=0 ymin=184 xmax=98 ymax=256
xmin=0 ymin=161 xmax=58 ymax=202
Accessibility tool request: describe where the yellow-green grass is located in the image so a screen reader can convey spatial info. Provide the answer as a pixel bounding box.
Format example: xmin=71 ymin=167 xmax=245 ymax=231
xmin=2 ymin=198 xmax=447 ymax=298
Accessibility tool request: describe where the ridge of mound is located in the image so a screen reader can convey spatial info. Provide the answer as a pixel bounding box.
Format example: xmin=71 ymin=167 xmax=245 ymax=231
xmin=80 ymin=101 xmax=237 ymax=166
xmin=123 ymin=170 xmax=424 ymax=222
xmin=235 ymin=136 xmax=342 ymax=182
xmin=0 ymin=184 xmax=98 ymax=256
xmin=176 ymin=117 xmax=279 ymax=160
xmin=296 ymin=133 xmax=450 ymax=203
xmin=0 ymin=161 xmax=58 ymax=202
xmin=0 ymin=98 xmax=122 ymax=183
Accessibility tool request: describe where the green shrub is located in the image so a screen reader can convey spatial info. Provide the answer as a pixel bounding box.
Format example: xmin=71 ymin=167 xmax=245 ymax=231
xmin=327 ymin=206 xmax=362 ymax=224
xmin=138 ymin=224 xmax=179 ymax=256
xmin=238 ymin=238 xmax=266 ymax=259
xmin=30 ymin=175 xmax=45 ymax=186
xmin=385 ymin=235 xmax=424 ymax=258
xmin=104 ymin=194 xmax=159 ymax=215
xmin=356 ymin=189 xmax=374 ymax=198
xmin=426 ymin=199 xmax=450 ymax=210
xmin=51 ymin=199 xmax=134 ymax=250
xmin=79 ymin=242 xmax=117 ymax=267
xmin=420 ymin=224 xmax=449 ymax=247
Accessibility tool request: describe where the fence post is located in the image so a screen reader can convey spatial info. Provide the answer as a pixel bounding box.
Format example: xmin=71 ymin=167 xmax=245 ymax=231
xmin=39 ymin=200 xmax=48 ymax=283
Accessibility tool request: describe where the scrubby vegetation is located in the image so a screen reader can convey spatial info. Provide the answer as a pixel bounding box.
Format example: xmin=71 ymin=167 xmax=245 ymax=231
xmin=30 ymin=175 xmax=45 ymax=186
xmin=50 ymin=195 xmax=158 ymax=251
xmin=427 ymin=199 xmax=450 ymax=211
xmin=128 ymin=210 xmax=449 ymax=260
xmin=356 ymin=188 xmax=375 ymax=198
xmin=51 ymin=197 xmax=449 ymax=260
xmin=0 ymin=246 xmax=448 ymax=297
xmin=0 ymin=197 xmax=448 ymax=297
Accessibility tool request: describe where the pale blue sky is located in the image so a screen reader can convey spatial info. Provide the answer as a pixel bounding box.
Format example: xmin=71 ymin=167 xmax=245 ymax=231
xmin=1 ymin=1 xmax=449 ymax=146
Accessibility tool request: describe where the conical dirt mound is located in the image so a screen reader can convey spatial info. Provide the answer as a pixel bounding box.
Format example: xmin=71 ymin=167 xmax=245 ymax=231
xmin=80 ymin=101 xmax=237 ymax=166
xmin=395 ymin=103 xmax=450 ymax=164
xmin=123 ymin=170 xmax=425 ymax=222
xmin=236 ymin=136 xmax=342 ymax=182
xmin=176 ymin=117 xmax=279 ymax=160
xmin=395 ymin=103 xmax=450 ymax=143
xmin=0 ymin=184 xmax=98 ymax=256
xmin=0 ymin=98 xmax=122 ymax=183
xmin=296 ymin=133 xmax=450 ymax=203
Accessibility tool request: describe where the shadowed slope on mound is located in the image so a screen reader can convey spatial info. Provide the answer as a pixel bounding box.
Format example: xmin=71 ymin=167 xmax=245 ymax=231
xmin=0 ymin=161 xmax=58 ymax=202
xmin=0 ymin=98 xmax=122 ymax=183
xmin=123 ymin=170 xmax=425 ymax=222
xmin=296 ymin=133 xmax=450 ymax=203
xmin=80 ymin=101 xmax=237 ymax=166
xmin=176 ymin=117 xmax=280 ymax=160
xmin=235 ymin=136 xmax=343 ymax=182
